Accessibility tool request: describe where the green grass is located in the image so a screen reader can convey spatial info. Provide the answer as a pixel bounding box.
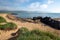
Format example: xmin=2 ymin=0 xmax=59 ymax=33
xmin=10 ymin=27 xmax=60 ymax=40
xmin=0 ymin=22 xmax=17 ymax=30
xmin=0 ymin=16 xmax=17 ymax=30
xmin=0 ymin=16 xmax=6 ymax=23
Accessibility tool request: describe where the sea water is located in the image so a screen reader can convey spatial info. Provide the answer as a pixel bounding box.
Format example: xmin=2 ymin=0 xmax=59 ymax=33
xmin=14 ymin=13 xmax=60 ymax=18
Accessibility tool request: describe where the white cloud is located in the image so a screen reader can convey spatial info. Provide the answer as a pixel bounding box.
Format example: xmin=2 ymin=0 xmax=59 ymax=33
xmin=40 ymin=4 xmax=48 ymax=9
xmin=0 ymin=6 xmax=22 ymax=11
xmin=28 ymin=2 xmax=41 ymax=9
xmin=26 ymin=0 xmax=55 ymax=11
xmin=0 ymin=0 xmax=55 ymax=11
xmin=27 ymin=2 xmax=48 ymax=11
xmin=47 ymin=0 xmax=54 ymax=4
xmin=50 ymin=8 xmax=60 ymax=13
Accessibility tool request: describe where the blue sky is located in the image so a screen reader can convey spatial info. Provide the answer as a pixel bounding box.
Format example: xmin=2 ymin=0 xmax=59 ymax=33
xmin=0 ymin=0 xmax=60 ymax=13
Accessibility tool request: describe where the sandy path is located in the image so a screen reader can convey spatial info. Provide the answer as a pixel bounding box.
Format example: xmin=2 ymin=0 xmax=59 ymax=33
xmin=0 ymin=13 xmax=60 ymax=40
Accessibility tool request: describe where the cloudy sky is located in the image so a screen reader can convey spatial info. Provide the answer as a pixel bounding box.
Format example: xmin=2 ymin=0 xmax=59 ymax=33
xmin=0 ymin=0 xmax=60 ymax=13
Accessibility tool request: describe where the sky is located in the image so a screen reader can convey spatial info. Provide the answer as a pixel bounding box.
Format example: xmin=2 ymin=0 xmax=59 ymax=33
xmin=0 ymin=0 xmax=60 ymax=13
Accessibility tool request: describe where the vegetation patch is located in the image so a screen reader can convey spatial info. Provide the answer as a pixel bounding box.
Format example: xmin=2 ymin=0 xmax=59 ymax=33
xmin=0 ymin=22 xmax=17 ymax=30
xmin=9 ymin=27 xmax=60 ymax=40
xmin=0 ymin=16 xmax=17 ymax=30
xmin=0 ymin=16 xmax=6 ymax=23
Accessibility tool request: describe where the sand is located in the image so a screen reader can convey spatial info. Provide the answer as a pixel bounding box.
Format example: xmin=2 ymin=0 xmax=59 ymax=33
xmin=0 ymin=13 xmax=60 ymax=40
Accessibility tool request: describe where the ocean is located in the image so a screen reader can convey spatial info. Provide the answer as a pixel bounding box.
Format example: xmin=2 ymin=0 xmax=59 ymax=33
xmin=0 ymin=11 xmax=60 ymax=18
xmin=13 ymin=13 xmax=60 ymax=18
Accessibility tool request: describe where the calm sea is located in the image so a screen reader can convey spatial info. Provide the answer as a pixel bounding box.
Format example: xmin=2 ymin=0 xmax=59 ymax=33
xmin=14 ymin=13 xmax=60 ymax=18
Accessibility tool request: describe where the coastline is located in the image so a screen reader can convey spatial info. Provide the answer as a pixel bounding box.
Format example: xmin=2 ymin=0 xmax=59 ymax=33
xmin=0 ymin=13 xmax=60 ymax=40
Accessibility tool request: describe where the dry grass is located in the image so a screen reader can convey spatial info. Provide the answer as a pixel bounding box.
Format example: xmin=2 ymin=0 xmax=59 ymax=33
xmin=0 ymin=13 xmax=60 ymax=40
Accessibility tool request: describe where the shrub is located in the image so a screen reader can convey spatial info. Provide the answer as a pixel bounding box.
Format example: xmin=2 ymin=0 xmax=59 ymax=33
xmin=0 ymin=16 xmax=6 ymax=23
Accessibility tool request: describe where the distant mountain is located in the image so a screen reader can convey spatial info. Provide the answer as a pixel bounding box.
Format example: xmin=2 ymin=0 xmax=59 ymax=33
xmin=0 ymin=10 xmax=26 ymax=13
xmin=0 ymin=10 xmax=47 ymax=13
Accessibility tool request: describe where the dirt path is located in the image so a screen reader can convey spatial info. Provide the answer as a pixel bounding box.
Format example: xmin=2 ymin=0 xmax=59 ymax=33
xmin=0 ymin=13 xmax=60 ymax=40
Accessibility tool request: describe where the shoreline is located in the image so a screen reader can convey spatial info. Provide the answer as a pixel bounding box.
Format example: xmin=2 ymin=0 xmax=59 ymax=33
xmin=0 ymin=13 xmax=60 ymax=40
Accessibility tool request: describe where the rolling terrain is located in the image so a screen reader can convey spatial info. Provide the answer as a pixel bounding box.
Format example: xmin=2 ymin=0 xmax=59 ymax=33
xmin=0 ymin=13 xmax=60 ymax=40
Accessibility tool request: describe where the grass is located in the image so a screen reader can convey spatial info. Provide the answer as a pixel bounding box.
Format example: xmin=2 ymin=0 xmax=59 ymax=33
xmin=0 ymin=22 xmax=17 ymax=30
xmin=9 ymin=27 xmax=60 ymax=40
xmin=0 ymin=16 xmax=6 ymax=23
xmin=0 ymin=16 xmax=17 ymax=30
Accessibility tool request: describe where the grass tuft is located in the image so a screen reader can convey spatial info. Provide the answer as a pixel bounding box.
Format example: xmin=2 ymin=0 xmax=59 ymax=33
xmin=9 ymin=27 xmax=60 ymax=40
xmin=0 ymin=16 xmax=6 ymax=23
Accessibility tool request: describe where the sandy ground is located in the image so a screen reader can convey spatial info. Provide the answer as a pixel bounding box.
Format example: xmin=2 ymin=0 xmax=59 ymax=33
xmin=0 ymin=13 xmax=60 ymax=40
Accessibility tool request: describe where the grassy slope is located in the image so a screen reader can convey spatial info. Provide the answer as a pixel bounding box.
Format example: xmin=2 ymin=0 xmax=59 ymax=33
xmin=0 ymin=16 xmax=17 ymax=30
xmin=0 ymin=13 xmax=60 ymax=40
xmin=9 ymin=27 xmax=60 ymax=40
